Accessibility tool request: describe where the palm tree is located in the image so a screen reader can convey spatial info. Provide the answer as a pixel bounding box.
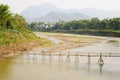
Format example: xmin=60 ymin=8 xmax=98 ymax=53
xmin=0 ymin=4 xmax=12 ymax=29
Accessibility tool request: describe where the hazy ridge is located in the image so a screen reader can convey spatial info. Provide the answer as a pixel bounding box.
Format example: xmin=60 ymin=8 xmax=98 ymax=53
xmin=21 ymin=3 xmax=120 ymax=23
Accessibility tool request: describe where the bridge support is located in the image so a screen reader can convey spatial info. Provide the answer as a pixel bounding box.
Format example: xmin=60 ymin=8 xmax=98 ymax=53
xmin=66 ymin=52 xmax=71 ymax=63
xmin=75 ymin=53 xmax=79 ymax=63
xmin=49 ymin=53 xmax=53 ymax=62
xmin=98 ymin=53 xmax=104 ymax=65
xmin=27 ymin=53 xmax=30 ymax=60
xmin=88 ymin=53 xmax=91 ymax=64
xmin=59 ymin=52 xmax=63 ymax=62
xmin=33 ymin=53 xmax=37 ymax=60
xmin=42 ymin=53 xmax=46 ymax=61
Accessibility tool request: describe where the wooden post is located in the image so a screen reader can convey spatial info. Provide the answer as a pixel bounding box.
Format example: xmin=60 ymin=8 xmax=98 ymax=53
xmin=33 ymin=54 xmax=37 ymax=60
xmin=98 ymin=53 xmax=104 ymax=65
xmin=66 ymin=52 xmax=70 ymax=63
xmin=88 ymin=53 xmax=91 ymax=64
xmin=49 ymin=53 xmax=52 ymax=62
xmin=59 ymin=53 xmax=61 ymax=62
xmin=99 ymin=63 xmax=103 ymax=74
xmin=59 ymin=52 xmax=63 ymax=62
xmin=75 ymin=53 xmax=79 ymax=63
xmin=42 ymin=53 xmax=45 ymax=61
xmin=27 ymin=53 xmax=30 ymax=60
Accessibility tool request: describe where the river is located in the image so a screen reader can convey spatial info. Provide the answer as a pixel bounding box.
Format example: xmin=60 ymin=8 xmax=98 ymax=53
xmin=0 ymin=34 xmax=120 ymax=80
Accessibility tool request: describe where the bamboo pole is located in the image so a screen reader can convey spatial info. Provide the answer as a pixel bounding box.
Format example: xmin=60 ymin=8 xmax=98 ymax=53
xmin=66 ymin=51 xmax=70 ymax=63
xmin=88 ymin=53 xmax=91 ymax=64
xmin=49 ymin=53 xmax=52 ymax=62
xmin=97 ymin=53 xmax=104 ymax=65
xmin=75 ymin=53 xmax=79 ymax=63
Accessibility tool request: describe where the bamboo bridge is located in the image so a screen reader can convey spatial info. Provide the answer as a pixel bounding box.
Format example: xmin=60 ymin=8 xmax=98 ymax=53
xmin=17 ymin=50 xmax=120 ymax=65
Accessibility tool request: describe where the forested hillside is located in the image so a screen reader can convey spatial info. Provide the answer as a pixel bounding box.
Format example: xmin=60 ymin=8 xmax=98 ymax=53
xmin=29 ymin=17 xmax=120 ymax=37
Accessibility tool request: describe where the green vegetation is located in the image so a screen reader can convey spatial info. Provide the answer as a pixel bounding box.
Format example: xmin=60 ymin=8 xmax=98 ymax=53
xmin=0 ymin=30 xmax=37 ymax=47
xmin=53 ymin=30 xmax=120 ymax=37
xmin=0 ymin=4 xmax=39 ymax=52
xmin=29 ymin=17 xmax=120 ymax=37
xmin=0 ymin=4 xmax=28 ymax=30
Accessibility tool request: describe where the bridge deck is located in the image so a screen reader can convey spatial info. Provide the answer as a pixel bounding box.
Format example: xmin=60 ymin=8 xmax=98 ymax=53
xmin=28 ymin=52 xmax=120 ymax=57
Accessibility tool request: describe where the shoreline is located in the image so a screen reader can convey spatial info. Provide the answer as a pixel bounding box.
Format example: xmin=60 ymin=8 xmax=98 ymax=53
xmin=1 ymin=32 xmax=119 ymax=59
xmin=31 ymin=32 xmax=104 ymax=53
xmin=0 ymin=40 xmax=40 ymax=59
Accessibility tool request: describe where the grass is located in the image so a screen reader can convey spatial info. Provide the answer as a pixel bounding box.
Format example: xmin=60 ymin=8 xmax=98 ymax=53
xmin=38 ymin=38 xmax=53 ymax=47
xmin=39 ymin=32 xmax=100 ymax=43
xmin=0 ymin=30 xmax=53 ymax=53
xmin=0 ymin=29 xmax=37 ymax=47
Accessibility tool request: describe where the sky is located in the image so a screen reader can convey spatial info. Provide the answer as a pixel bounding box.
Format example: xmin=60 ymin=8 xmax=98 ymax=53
xmin=0 ymin=0 xmax=120 ymax=13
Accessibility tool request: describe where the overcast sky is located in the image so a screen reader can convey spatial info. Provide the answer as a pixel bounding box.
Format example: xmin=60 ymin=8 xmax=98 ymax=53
xmin=0 ymin=0 xmax=120 ymax=13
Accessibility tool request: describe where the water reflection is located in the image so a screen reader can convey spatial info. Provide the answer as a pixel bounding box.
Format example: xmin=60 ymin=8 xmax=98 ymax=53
xmin=1 ymin=55 xmax=120 ymax=80
xmin=75 ymin=63 xmax=104 ymax=75
xmin=87 ymin=63 xmax=91 ymax=73
xmin=0 ymin=58 xmax=104 ymax=80
xmin=99 ymin=64 xmax=104 ymax=75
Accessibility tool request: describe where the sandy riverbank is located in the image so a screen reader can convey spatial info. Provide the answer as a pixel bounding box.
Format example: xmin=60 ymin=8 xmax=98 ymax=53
xmin=33 ymin=32 xmax=104 ymax=53
xmin=0 ymin=37 xmax=53 ymax=59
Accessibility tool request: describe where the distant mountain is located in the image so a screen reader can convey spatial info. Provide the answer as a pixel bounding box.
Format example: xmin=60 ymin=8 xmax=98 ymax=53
xmin=24 ymin=12 xmax=90 ymax=23
xmin=22 ymin=3 xmax=61 ymax=17
xmin=21 ymin=3 xmax=120 ymax=23
xmin=33 ymin=12 xmax=90 ymax=23
xmin=21 ymin=3 xmax=90 ymax=23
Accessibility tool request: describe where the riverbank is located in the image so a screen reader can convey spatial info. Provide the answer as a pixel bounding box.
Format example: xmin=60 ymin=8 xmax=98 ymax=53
xmin=51 ymin=30 xmax=120 ymax=37
xmin=0 ymin=31 xmax=109 ymax=58
xmin=34 ymin=32 xmax=103 ymax=53
xmin=0 ymin=30 xmax=53 ymax=58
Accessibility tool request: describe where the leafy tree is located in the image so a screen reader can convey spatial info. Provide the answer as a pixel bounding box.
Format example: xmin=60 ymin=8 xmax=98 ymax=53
xmin=109 ymin=18 xmax=120 ymax=30
xmin=13 ymin=14 xmax=28 ymax=30
xmin=29 ymin=17 xmax=120 ymax=31
xmin=29 ymin=22 xmax=38 ymax=31
xmin=89 ymin=17 xmax=100 ymax=30
xmin=0 ymin=4 xmax=11 ymax=29
xmin=0 ymin=4 xmax=28 ymax=31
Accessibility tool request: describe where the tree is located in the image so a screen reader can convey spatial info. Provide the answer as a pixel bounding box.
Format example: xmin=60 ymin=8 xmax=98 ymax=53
xmin=6 ymin=19 xmax=13 ymax=29
xmin=109 ymin=18 xmax=120 ymax=30
xmin=29 ymin=22 xmax=38 ymax=31
xmin=89 ymin=17 xmax=100 ymax=30
xmin=98 ymin=19 xmax=108 ymax=30
xmin=0 ymin=4 xmax=11 ymax=29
